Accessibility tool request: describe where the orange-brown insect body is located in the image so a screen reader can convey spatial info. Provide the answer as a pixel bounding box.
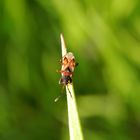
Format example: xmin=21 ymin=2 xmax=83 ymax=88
xmin=60 ymin=52 xmax=77 ymax=78
xmin=55 ymin=52 xmax=78 ymax=102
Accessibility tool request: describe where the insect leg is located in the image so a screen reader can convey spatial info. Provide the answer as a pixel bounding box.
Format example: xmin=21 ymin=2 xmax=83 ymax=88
xmin=54 ymin=95 xmax=62 ymax=102
xmin=54 ymin=85 xmax=65 ymax=102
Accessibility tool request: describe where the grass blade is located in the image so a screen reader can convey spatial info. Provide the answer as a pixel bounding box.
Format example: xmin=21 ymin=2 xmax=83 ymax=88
xmin=60 ymin=34 xmax=84 ymax=140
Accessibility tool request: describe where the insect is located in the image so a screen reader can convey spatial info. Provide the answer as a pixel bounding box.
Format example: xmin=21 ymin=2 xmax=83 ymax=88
xmin=60 ymin=52 xmax=78 ymax=74
xmin=55 ymin=52 xmax=78 ymax=102
xmin=59 ymin=52 xmax=78 ymax=85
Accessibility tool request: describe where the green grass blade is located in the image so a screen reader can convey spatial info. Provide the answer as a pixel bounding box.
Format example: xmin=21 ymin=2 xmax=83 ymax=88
xmin=66 ymin=84 xmax=84 ymax=140
xmin=60 ymin=34 xmax=84 ymax=140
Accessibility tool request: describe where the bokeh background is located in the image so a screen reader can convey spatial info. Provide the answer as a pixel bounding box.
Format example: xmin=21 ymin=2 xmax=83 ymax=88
xmin=0 ymin=0 xmax=140 ymax=140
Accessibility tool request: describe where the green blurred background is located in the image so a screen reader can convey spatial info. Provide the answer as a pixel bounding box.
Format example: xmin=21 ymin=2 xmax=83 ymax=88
xmin=0 ymin=0 xmax=140 ymax=140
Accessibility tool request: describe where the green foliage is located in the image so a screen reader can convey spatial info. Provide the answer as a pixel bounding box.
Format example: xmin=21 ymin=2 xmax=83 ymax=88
xmin=0 ymin=0 xmax=140 ymax=140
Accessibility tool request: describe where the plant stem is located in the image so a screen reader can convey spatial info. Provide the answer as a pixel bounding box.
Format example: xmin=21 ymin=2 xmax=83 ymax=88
xmin=60 ymin=34 xmax=84 ymax=140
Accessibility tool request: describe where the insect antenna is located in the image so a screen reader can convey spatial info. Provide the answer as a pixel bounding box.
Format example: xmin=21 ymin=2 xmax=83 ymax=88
xmin=66 ymin=85 xmax=72 ymax=98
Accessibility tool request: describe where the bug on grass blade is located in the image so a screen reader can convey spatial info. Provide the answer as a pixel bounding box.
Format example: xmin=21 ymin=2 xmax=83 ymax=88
xmin=55 ymin=53 xmax=78 ymax=102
